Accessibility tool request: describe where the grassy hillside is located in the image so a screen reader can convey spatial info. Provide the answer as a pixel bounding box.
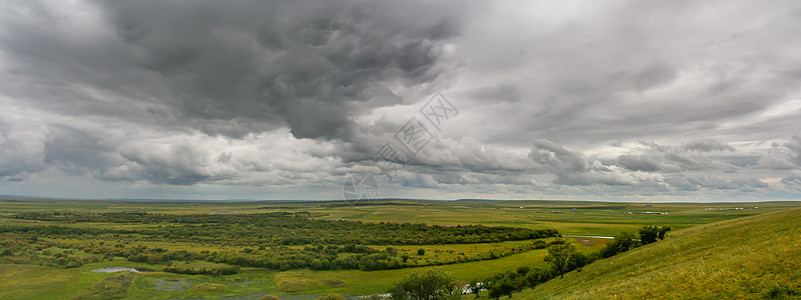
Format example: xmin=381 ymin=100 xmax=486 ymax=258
xmin=521 ymin=208 xmax=801 ymax=299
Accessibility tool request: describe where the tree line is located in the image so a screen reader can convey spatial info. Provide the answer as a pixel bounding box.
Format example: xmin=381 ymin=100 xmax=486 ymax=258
xmin=10 ymin=212 xmax=559 ymax=246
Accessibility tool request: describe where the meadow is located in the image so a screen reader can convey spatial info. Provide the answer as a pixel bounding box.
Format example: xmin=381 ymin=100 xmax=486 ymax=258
xmin=519 ymin=206 xmax=801 ymax=299
xmin=0 ymin=198 xmax=799 ymax=299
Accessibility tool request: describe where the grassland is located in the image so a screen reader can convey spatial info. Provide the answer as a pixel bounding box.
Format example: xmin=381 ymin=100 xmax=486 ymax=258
xmin=519 ymin=207 xmax=801 ymax=299
xmin=1 ymin=198 xmax=799 ymax=299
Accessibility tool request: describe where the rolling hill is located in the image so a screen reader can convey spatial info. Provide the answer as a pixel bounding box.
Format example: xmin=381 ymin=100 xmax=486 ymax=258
xmin=520 ymin=208 xmax=801 ymax=299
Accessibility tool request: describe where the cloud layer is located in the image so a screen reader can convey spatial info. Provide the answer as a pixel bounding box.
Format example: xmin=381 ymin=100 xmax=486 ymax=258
xmin=1 ymin=0 xmax=800 ymax=201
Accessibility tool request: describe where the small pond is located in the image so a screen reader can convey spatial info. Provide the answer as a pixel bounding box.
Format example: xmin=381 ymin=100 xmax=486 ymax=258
xmin=91 ymin=267 xmax=144 ymax=273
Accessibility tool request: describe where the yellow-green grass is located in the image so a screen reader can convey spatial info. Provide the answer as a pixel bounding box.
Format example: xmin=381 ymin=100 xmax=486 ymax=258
xmin=301 ymin=201 xmax=801 ymax=236
xmin=3 ymin=199 xmax=799 ymax=236
xmin=519 ymin=208 xmax=801 ymax=299
xmin=0 ymin=263 xmax=126 ymax=299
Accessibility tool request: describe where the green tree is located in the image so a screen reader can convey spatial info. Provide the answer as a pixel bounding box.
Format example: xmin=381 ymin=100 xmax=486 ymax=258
xmin=544 ymin=243 xmax=577 ymax=278
xmin=567 ymin=252 xmax=588 ymax=272
xmin=639 ymin=225 xmax=672 ymax=245
xmin=417 ymin=248 xmax=426 ymax=256
xmin=388 ymin=270 xmax=455 ymax=300
xmin=616 ymin=231 xmax=639 ymax=251
xmin=639 ymin=226 xmax=660 ymax=244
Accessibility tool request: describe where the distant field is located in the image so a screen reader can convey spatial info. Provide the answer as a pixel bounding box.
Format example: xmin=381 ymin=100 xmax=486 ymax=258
xmin=1 ymin=198 xmax=799 ymax=299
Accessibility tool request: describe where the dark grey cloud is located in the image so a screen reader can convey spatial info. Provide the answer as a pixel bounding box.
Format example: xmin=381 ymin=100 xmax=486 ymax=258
xmin=1 ymin=0 xmax=800 ymax=201
xmin=1 ymin=0 xmax=463 ymax=140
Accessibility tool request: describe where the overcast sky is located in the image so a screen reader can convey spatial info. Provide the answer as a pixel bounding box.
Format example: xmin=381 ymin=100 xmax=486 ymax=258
xmin=1 ymin=0 xmax=800 ymax=201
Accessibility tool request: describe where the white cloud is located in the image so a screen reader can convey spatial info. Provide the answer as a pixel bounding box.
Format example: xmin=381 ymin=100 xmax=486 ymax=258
xmin=1 ymin=0 xmax=800 ymax=201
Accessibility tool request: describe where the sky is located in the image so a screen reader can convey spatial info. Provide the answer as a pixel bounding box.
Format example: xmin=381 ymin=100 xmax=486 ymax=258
xmin=1 ymin=0 xmax=800 ymax=202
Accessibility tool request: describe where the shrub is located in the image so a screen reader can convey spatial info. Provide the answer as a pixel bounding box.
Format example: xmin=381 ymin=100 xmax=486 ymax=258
xmin=388 ymin=270 xmax=456 ymax=300
xmin=639 ymin=226 xmax=660 ymax=244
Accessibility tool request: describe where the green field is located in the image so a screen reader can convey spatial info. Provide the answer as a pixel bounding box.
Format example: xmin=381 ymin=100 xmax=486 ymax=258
xmin=1 ymin=198 xmax=799 ymax=299
xmin=519 ymin=207 xmax=801 ymax=299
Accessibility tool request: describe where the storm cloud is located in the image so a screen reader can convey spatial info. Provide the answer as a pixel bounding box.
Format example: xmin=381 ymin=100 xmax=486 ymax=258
xmin=1 ymin=0 xmax=800 ymax=201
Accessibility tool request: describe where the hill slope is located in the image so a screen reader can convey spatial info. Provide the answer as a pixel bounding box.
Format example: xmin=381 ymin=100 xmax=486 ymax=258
xmin=521 ymin=208 xmax=801 ymax=299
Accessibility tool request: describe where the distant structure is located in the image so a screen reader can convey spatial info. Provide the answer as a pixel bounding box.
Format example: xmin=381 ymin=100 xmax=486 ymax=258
xmin=646 ymin=203 xmax=653 ymax=207
xmin=704 ymin=207 xmax=759 ymax=211
xmin=624 ymin=211 xmax=667 ymax=215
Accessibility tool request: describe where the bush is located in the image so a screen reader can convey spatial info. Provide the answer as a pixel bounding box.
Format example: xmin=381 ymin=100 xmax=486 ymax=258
xmin=600 ymin=232 xmax=640 ymax=258
xmin=388 ymin=270 xmax=456 ymax=300
xmin=523 ymin=268 xmax=551 ymax=287
xmin=639 ymin=225 xmax=672 ymax=245
xmin=485 ymin=272 xmax=518 ymax=300
xmin=316 ymin=294 xmax=347 ymax=300
xmin=639 ymin=226 xmax=660 ymax=244
xmin=417 ymin=248 xmax=425 ymax=256
xmin=567 ymin=252 xmax=589 ymax=271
